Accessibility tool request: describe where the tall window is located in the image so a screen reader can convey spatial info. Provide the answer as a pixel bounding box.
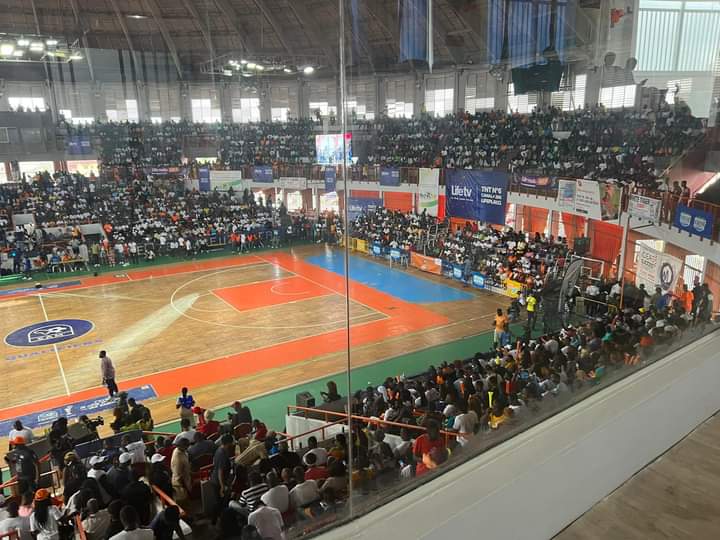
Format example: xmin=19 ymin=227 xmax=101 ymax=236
xmin=191 ymin=98 xmax=221 ymax=123
xmin=385 ymin=79 xmax=415 ymax=118
xmin=599 ymin=85 xmax=636 ymax=109
xmin=347 ymin=80 xmax=376 ymax=120
xmin=465 ymin=72 xmax=496 ymax=112
xmin=125 ymin=100 xmax=139 ymax=122
xmin=424 ymin=74 xmax=454 ymax=117
xmin=636 ymin=0 xmax=720 ymax=71
xmin=9 ymin=97 xmax=45 ymax=111
xmin=308 ymin=82 xmax=337 ymax=118
xmin=0 ymin=163 xmax=7 ymax=184
xmin=551 ymin=73 xmax=586 ymax=111
xmin=684 ymin=254 xmax=705 ymax=287
xmin=232 ymin=98 xmax=260 ymax=123
xmin=507 ymin=83 xmax=537 ymax=113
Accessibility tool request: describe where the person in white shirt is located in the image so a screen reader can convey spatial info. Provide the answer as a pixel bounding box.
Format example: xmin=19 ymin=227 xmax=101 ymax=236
xmin=29 ymin=490 xmax=63 ymax=540
xmin=109 ymin=506 xmax=153 ymax=540
xmin=289 ymin=468 xmax=320 ymax=508
xmin=172 ymin=418 xmax=196 ymax=445
xmin=453 ymin=410 xmax=479 ymax=447
xmin=8 ymin=421 xmax=33 ymax=445
xmin=248 ymin=502 xmax=285 ymax=540
xmin=260 ymin=471 xmax=290 ymax=513
xmin=0 ymin=500 xmax=31 ymax=540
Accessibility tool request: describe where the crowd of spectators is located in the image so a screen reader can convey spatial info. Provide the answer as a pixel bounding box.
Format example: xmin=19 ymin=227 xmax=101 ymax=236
xmin=58 ymin=103 xmax=702 ymax=187
xmin=0 ymin=170 xmax=343 ymax=277
xmin=2 ymin=268 xmax=713 ymax=539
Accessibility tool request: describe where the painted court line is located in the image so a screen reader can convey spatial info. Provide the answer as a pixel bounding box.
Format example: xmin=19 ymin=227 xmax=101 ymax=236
xmin=37 ymin=294 xmax=71 ymax=396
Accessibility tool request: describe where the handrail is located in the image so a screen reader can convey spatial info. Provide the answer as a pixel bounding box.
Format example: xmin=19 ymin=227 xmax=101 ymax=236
xmin=151 ymin=485 xmax=187 ymax=518
xmin=74 ymin=514 xmax=87 ymax=540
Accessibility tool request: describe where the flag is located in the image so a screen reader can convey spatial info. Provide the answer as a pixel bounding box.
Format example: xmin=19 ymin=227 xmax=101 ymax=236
xmin=398 ymin=0 xmax=433 ymax=69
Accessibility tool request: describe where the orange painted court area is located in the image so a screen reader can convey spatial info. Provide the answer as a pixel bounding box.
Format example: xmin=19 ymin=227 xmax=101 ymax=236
xmin=0 ymin=252 xmax=449 ymax=422
xmin=213 ymin=275 xmax=333 ymax=312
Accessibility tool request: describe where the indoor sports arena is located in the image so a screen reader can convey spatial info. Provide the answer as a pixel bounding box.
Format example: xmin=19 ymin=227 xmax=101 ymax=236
xmin=0 ymin=1 xmax=719 ymax=539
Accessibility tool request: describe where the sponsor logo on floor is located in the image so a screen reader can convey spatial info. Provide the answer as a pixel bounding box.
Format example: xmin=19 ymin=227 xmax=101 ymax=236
xmin=5 ymin=319 xmax=94 ymax=347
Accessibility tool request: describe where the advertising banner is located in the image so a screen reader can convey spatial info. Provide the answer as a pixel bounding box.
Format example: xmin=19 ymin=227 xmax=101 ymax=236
xmin=66 ymin=136 xmax=93 ymax=155
xmin=410 ymin=252 xmax=442 ymax=275
xmin=418 ymin=168 xmax=439 ymax=217
xmin=505 ymin=279 xmax=524 ymax=298
xmin=316 ymin=133 xmax=353 ymax=165
xmin=452 ymin=265 xmax=464 ymax=280
xmin=556 ymin=179 xmax=577 ymax=211
xmin=598 ymin=181 xmax=622 ymax=221
xmin=674 ymin=204 xmax=714 ymax=240
xmin=372 ymin=243 xmax=383 ymax=256
xmin=380 ymin=167 xmax=401 ymax=187
xmin=278 ymin=177 xmax=307 ymax=190
xmin=198 ymin=166 xmax=211 ymax=192
xmin=635 ymin=243 xmax=683 ymax=292
xmin=348 ymin=197 xmax=383 ymax=220
xmin=253 ymin=165 xmax=274 ymax=183
xmin=471 ymin=272 xmax=486 ymax=289
xmin=518 ymin=174 xmax=556 ymax=190
xmin=573 ymin=179 xmax=602 ymax=219
xmin=356 ymin=239 xmax=368 ymax=253
xmin=446 ymin=170 xmax=508 ymax=225
xmin=324 ymin=167 xmax=337 ymax=192
xmin=628 ymin=194 xmax=662 ymax=223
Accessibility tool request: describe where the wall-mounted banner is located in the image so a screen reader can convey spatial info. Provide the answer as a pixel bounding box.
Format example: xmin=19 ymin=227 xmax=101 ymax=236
xmin=505 ymin=279 xmax=524 ymax=298
xmin=253 ymin=165 xmax=274 ymax=183
xmin=517 ymin=174 xmax=557 ymax=190
xmin=674 ymin=204 xmax=714 ymax=240
xmin=573 ymin=179 xmax=602 ymax=219
xmin=278 ymin=177 xmax=307 ymax=190
xmin=569 ymin=179 xmax=622 ymax=221
xmin=628 ymin=194 xmax=662 ymax=223
xmin=471 ymin=272 xmax=486 ymax=289
xmin=348 ymin=197 xmax=383 ymax=220
xmin=556 ymin=179 xmax=576 ymax=211
xmin=445 ymin=170 xmax=508 ymax=225
xmin=324 ymin=167 xmax=337 ymax=192
xmin=380 ymin=167 xmax=401 ymax=186
xmin=635 ymin=243 xmax=683 ymax=292
xmin=418 ymin=168 xmax=439 ymax=217
xmin=66 ymin=136 xmax=93 ymax=155
xmin=198 ymin=166 xmax=211 ymax=192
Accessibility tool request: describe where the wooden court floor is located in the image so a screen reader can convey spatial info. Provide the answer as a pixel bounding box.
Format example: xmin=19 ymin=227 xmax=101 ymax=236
xmin=0 ymin=245 xmax=506 ymax=440
xmin=555 ymin=413 xmax=720 ymax=540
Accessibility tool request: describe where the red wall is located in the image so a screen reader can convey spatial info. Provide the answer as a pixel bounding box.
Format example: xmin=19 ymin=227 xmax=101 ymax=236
xmin=383 ymin=192 xmax=413 ymax=212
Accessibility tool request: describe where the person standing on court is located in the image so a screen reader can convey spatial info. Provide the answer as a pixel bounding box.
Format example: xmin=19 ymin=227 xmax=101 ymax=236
xmin=176 ymin=387 xmax=196 ymax=427
xmin=100 ymin=351 xmax=118 ymax=397
xmin=525 ymin=291 xmax=538 ymax=338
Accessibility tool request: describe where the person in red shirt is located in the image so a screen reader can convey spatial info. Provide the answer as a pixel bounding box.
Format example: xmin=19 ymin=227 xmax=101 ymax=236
xmin=303 ymin=452 xmax=329 ymax=483
xmin=252 ymin=419 xmax=268 ymax=442
xmin=413 ymin=420 xmax=446 ymax=477
xmin=198 ymin=410 xmax=220 ymax=439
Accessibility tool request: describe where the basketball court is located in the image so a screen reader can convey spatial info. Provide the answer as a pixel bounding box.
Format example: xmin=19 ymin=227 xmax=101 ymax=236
xmin=0 ymin=245 xmax=506 ymax=435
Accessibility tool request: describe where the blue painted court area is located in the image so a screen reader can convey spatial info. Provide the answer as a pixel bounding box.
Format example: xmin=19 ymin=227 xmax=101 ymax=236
xmin=306 ymin=252 xmax=474 ymax=303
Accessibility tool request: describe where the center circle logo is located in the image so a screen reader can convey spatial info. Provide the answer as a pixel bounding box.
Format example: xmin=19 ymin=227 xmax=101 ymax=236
xmin=5 ymin=319 xmax=94 ymax=348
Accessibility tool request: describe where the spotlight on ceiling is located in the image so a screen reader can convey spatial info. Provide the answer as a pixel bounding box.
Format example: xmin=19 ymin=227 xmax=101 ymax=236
xmin=246 ymin=62 xmax=257 ymax=69
xmin=17 ymin=38 xmax=30 ymax=47
xmin=283 ymin=67 xmax=292 ymax=73
xmin=303 ymin=66 xmax=315 ymax=75
xmin=0 ymin=43 xmax=15 ymax=56
xmin=255 ymin=64 xmax=265 ymax=71
xmin=46 ymin=39 xmax=58 ymax=46
xmin=126 ymin=14 xmax=148 ymax=19
xmin=29 ymin=42 xmax=44 ymax=51
xmin=240 ymin=59 xmax=248 ymax=64
xmin=222 ymin=69 xmax=233 ymax=76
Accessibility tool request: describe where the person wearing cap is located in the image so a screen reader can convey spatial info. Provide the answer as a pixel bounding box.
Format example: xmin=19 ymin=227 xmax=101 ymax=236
xmin=106 ymin=453 xmax=133 ymax=498
xmin=29 ymin=489 xmax=65 ymax=540
xmin=4 ymin=436 xmax=39 ymax=494
xmin=8 ymin=421 xmax=33 ymax=447
xmin=170 ymin=438 xmax=192 ymax=505
xmin=62 ymin=451 xmax=87 ymax=502
xmin=148 ymin=454 xmax=173 ymax=500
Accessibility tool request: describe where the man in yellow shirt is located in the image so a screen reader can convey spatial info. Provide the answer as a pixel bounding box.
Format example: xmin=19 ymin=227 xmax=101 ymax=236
xmin=493 ymin=308 xmax=508 ymax=348
xmin=526 ymin=292 xmax=538 ymax=337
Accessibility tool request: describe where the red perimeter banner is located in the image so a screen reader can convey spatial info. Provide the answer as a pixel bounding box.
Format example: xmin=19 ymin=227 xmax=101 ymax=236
xmin=411 ymin=252 xmax=442 ymax=275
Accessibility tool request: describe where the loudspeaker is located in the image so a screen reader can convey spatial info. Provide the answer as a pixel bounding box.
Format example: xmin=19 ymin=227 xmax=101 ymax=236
xmin=296 ymin=391 xmax=315 ymax=408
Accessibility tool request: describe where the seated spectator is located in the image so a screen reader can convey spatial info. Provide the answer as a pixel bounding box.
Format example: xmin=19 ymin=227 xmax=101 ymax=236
xmin=231 ymin=471 xmax=269 ymax=516
xmin=188 ymin=432 xmax=216 ymax=464
xmin=303 ymin=436 xmax=328 ymax=467
xmin=247 ymin=501 xmax=284 ymax=540
xmin=260 ymin=471 xmax=290 ymax=514
xmin=150 ymin=505 xmax=186 ymax=540
xmin=109 ymin=505 xmax=153 ymax=539
xmin=198 ymin=410 xmax=221 ymax=438
xmin=303 ymin=452 xmax=328 ymax=483
xmin=289 ymin=467 xmax=320 ymax=509
xmin=172 ymin=418 xmax=196 ymax=445
xmin=413 ymin=420 xmax=446 ymax=477
xmin=82 ymin=498 xmax=111 ymax=540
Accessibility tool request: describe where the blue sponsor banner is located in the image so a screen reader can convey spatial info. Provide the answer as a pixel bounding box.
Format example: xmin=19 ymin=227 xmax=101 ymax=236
xmin=471 ymin=272 xmax=486 ymax=289
xmin=0 ymin=280 xmax=81 ymax=297
xmin=0 ymin=385 xmax=157 ymax=433
xmin=348 ymin=197 xmax=383 ymax=220
xmin=441 ymin=260 xmax=454 ymax=278
xmin=198 ymin=166 xmax=211 ymax=192
xmin=372 ymin=243 xmax=383 ymax=256
xmin=380 ymin=167 xmax=401 ymax=187
xmin=5 ymin=318 xmax=94 ymax=347
xmin=389 ymin=248 xmax=403 ymax=260
xmin=66 ymin=136 xmax=92 ymax=155
xmin=253 ymin=165 xmax=274 ymax=183
xmin=399 ymin=0 xmax=431 ymax=65
xmin=446 ymin=169 xmax=508 ymax=225
xmin=674 ymin=204 xmax=714 ymax=240
xmin=452 ymin=265 xmax=464 ymax=280
xmin=324 ymin=167 xmax=337 ymax=192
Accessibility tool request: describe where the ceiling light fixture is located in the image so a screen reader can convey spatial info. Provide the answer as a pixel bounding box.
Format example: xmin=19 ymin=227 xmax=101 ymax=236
xmin=255 ymin=64 xmax=264 ymax=71
xmin=12 ymin=49 xmax=24 ymax=57
xmin=69 ymin=52 xmax=83 ymax=60
xmin=17 ymin=38 xmax=29 ymax=47
xmin=0 ymin=44 xmax=15 ymax=56
xmin=46 ymin=39 xmax=58 ymax=46
xmin=303 ymin=66 xmax=315 ymax=74
xmin=29 ymin=42 xmax=44 ymax=51
xmin=283 ymin=67 xmax=292 ymax=73
xmin=240 ymin=59 xmax=248 ymax=64
xmin=246 ymin=62 xmax=257 ymax=69
xmin=126 ymin=14 xmax=148 ymax=19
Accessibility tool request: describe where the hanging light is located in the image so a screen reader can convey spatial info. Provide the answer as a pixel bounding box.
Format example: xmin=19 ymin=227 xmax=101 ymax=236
xmin=17 ymin=38 xmax=30 ymax=47
xmin=0 ymin=43 xmax=14 ymax=56
xmin=69 ymin=52 xmax=83 ymax=60
xmin=46 ymin=39 xmax=58 ymax=46
xmin=255 ymin=64 xmax=265 ymax=71
xmin=303 ymin=66 xmax=315 ymax=75
xmin=283 ymin=67 xmax=292 ymax=73
xmin=12 ymin=49 xmax=24 ymax=57
xmin=29 ymin=42 xmax=44 ymax=51
xmin=246 ymin=62 xmax=257 ymax=69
